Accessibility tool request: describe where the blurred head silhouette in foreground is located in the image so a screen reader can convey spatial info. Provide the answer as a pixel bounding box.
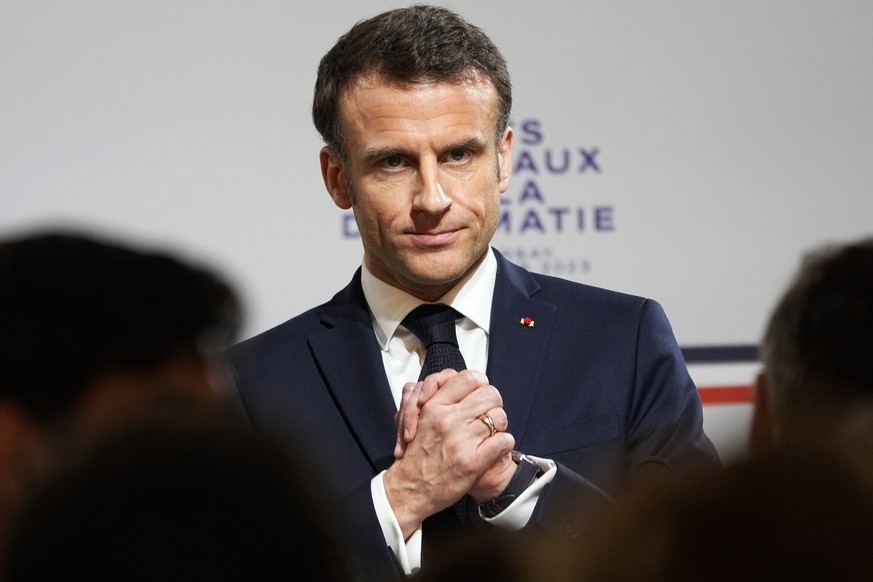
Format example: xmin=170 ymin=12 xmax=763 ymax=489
xmin=750 ymin=235 xmax=873 ymax=457
xmin=0 ymin=228 xmax=243 ymax=563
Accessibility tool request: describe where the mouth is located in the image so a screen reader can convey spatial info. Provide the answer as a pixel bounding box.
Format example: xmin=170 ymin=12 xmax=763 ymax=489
xmin=407 ymin=228 xmax=461 ymax=247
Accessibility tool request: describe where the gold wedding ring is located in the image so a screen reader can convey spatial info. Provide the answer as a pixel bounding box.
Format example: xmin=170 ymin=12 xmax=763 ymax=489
xmin=477 ymin=413 xmax=497 ymax=436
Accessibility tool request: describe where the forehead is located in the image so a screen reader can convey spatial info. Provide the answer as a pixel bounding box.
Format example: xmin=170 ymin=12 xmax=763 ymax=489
xmin=337 ymin=72 xmax=499 ymax=144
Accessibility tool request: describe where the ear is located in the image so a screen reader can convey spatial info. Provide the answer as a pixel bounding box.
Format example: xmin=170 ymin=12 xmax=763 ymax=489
xmin=748 ymin=371 xmax=775 ymax=457
xmin=320 ymin=147 xmax=352 ymax=210
xmin=0 ymin=401 xmax=48 ymax=506
xmin=497 ymin=126 xmax=513 ymax=193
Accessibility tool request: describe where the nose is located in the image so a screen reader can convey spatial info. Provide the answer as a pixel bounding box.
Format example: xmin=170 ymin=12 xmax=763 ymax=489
xmin=412 ymin=162 xmax=452 ymax=215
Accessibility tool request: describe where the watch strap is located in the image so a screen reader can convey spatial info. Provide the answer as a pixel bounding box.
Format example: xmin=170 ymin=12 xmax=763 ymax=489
xmin=480 ymin=452 xmax=542 ymax=518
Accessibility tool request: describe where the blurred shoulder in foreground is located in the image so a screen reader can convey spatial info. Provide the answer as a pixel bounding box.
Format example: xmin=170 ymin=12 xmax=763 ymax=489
xmin=4 ymin=411 xmax=355 ymax=582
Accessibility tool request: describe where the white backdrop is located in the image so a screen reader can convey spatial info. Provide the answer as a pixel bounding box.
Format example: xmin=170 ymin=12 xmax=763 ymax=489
xmin=3 ymin=1 xmax=873 ymax=459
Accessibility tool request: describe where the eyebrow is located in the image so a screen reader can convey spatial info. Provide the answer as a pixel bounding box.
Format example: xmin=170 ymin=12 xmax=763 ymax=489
xmin=446 ymin=136 xmax=488 ymax=153
xmin=361 ymin=146 xmax=408 ymax=165
xmin=361 ymin=136 xmax=489 ymax=164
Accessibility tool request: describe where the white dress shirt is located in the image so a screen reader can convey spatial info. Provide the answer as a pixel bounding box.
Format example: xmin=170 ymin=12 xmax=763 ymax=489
xmin=361 ymin=248 xmax=556 ymax=575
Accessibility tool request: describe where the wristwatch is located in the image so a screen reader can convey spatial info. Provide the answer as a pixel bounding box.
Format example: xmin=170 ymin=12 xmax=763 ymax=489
xmin=479 ymin=451 xmax=543 ymax=518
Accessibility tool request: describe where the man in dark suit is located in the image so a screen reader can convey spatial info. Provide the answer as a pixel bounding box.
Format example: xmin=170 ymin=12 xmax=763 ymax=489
xmin=227 ymin=5 xmax=720 ymax=579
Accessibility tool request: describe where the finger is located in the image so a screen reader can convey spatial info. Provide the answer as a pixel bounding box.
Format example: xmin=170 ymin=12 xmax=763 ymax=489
xmin=454 ymin=384 xmax=504 ymax=424
xmin=397 ymin=380 xmax=419 ymax=423
xmin=403 ymin=370 xmax=463 ymax=446
xmin=417 ymin=368 xmax=456 ymax=406
xmin=394 ymin=381 xmax=420 ymax=458
xmin=477 ymin=431 xmax=516 ymax=462
xmin=472 ymin=407 xmax=508 ymax=438
xmin=469 ymin=436 xmax=518 ymax=502
xmin=396 ymin=381 xmax=418 ymax=433
xmin=402 ymin=381 xmax=426 ymax=443
xmin=428 ymin=369 xmax=490 ymax=405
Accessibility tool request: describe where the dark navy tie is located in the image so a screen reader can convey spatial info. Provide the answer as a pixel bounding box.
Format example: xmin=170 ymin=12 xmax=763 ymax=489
xmin=402 ymin=303 xmax=471 ymax=527
xmin=402 ymin=303 xmax=467 ymax=381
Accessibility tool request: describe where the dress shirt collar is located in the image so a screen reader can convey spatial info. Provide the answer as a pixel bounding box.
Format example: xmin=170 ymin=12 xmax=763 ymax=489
xmin=361 ymin=247 xmax=497 ymax=350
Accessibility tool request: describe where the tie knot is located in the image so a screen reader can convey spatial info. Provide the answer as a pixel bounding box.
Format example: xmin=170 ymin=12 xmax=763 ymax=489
xmin=402 ymin=303 xmax=462 ymax=348
xmin=402 ymin=304 xmax=467 ymax=379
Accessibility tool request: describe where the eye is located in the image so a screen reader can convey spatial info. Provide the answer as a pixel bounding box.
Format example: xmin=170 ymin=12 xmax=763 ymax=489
xmin=381 ymin=156 xmax=404 ymax=169
xmin=447 ymin=149 xmax=471 ymax=164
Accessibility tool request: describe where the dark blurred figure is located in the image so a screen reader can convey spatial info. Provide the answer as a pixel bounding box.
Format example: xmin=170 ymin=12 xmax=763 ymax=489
xmin=543 ymin=236 xmax=873 ymax=582
xmin=567 ymin=443 xmax=873 ymax=582
xmin=414 ymin=447 xmax=873 ymax=582
xmin=750 ymin=236 xmax=873 ymax=456
xmin=408 ymin=527 xmax=545 ymax=582
xmin=0 ymin=229 xmax=242 ymax=564
xmin=4 ymin=413 xmax=353 ymax=582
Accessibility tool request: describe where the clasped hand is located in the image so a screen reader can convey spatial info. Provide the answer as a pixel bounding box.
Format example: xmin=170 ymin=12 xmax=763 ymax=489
xmin=384 ymin=369 xmax=517 ymax=539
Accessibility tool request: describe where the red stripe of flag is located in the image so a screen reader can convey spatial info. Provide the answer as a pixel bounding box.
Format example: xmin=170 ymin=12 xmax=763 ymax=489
xmin=698 ymin=385 xmax=754 ymax=405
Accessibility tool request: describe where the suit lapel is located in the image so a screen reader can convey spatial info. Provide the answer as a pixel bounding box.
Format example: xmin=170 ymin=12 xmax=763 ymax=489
xmin=308 ymin=272 xmax=398 ymax=472
xmin=486 ymin=252 xmax=556 ymax=442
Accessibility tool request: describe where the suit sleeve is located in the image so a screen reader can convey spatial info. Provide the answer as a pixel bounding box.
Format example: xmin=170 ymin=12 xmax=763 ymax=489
xmin=624 ymin=299 xmax=720 ymax=476
xmin=527 ymin=299 xmax=720 ymax=539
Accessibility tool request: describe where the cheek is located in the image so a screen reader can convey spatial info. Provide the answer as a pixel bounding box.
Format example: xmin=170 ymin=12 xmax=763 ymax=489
xmin=480 ymin=194 xmax=502 ymax=236
xmin=352 ymin=189 xmax=407 ymax=233
xmin=467 ymin=178 xmax=502 ymax=220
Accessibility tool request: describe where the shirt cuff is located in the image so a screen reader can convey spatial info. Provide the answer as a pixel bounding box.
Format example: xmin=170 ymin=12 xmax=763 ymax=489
xmin=479 ymin=455 xmax=557 ymax=530
xmin=371 ymin=471 xmax=422 ymax=575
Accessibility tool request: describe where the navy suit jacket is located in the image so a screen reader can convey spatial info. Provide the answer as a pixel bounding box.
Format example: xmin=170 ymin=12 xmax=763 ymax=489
xmin=226 ymin=249 xmax=720 ymax=579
